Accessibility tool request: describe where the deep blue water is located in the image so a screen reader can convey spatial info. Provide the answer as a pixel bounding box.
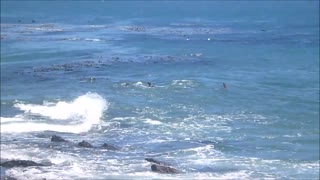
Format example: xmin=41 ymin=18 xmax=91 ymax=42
xmin=1 ymin=1 xmax=319 ymax=179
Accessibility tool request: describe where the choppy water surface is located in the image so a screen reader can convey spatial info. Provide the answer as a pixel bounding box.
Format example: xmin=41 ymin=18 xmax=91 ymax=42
xmin=1 ymin=1 xmax=319 ymax=179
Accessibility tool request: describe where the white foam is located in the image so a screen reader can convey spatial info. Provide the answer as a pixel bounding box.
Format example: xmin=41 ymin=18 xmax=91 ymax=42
xmin=65 ymin=37 xmax=81 ymax=41
xmin=0 ymin=115 xmax=25 ymax=123
xmin=1 ymin=93 xmax=108 ymax=133
xmin=84 ymin=38 xmax=103 ymax=42
xmin=172 ymin=80 xmax=195 ymax=88
xmin=133 ymin=81 xmax=150 ymax=88
xmin=28 ymin=27 xmax=63 ymax=32
xmin=89 ymin=25 xmax=106 ymax=28
xmin=145 ymin=118 xmax=162 ymax=125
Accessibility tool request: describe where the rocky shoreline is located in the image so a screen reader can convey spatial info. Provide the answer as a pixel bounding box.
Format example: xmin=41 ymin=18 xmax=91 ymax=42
xmin=0 ymin=135 xmax=182 ymax=179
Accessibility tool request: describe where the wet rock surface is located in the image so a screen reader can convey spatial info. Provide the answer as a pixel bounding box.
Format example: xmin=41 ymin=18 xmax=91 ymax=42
xmin=145 ymin=158 xmax=180 ymax=174
xmin=100 ymin=143 xmax=120 ymax=151
xmin=78 ymin=141 xmax=94 ymax=148
xmin=0 ymin=160 xmax=47 ymax=168
xmin=51 ymin=135 xmax=68 ymax=142
xmin=1 ymin=134 xmax=183 ymax=176
xmin=49 ymin=135 xmax=121 ymax=150
xmin=151 ymin=164 xmax=179 ymax=174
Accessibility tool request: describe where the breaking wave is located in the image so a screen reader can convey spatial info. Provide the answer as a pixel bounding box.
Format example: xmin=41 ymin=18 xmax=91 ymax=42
xmin=1 ymin=93 xmax=108 ymax=134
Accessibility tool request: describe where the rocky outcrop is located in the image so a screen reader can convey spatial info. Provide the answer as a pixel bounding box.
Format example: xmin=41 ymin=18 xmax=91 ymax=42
xmin=50 ymin=135 xmax=121 ymax=150
xmin=0 ymin=160 xmax=47 ymax=168
xmin=145 ymin=158 xmax=179 ymax=174
xmin=151 ymin=164 xmax=179 ymax=174
xmin=51 ymin=135 xmax=68 ymax=142
xmin=100 ymin=143 xmax=120 ymax=151
xmin=78 ymin=141 xmax=94 ymax=148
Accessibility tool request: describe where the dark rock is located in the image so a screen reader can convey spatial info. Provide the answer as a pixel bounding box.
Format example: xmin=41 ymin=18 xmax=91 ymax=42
xmin=0 ymin=160 xmax=46 ymax=168
xmin=100 ymin=143 xmax=120 ymax=151
xmin=151 ymin=164 xmax=179 ymax=174
xmin=51 ymin=135 xmax=68 ymax=142
xmin=78 ymin=141 xmax=93 ymax=148
xmin=145 ymin=158 xmax=167 ymax=166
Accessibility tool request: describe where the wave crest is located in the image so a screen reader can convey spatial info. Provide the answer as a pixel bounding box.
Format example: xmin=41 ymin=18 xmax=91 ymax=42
xmin=1 ymin=93 xmax=108 ymax=134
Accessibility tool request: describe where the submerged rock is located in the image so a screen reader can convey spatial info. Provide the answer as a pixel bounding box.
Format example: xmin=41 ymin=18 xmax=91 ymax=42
xmin=100 ymin=143 xmax=120 ymax=151
xmin=78 ymin=141 xmax=93 ymax=148
xmin=0 ymin=160 xmax=46 ymax=168
xmin=151 ymin=164 xmax=179 ymax=174
xmin=51 ymin=135 xmax=68 ymax=142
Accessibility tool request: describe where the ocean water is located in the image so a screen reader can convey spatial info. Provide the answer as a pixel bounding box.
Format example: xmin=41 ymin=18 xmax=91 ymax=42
xmin=1 ymin=1 xmax=319 ymax=179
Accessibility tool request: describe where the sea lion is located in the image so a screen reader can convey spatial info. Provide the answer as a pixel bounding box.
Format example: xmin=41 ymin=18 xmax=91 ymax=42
xmin=223 ymin=83 xmax=227 ymax=89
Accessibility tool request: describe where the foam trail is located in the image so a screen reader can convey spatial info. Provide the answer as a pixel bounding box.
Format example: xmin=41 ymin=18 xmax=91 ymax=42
xmin=1 ymin=93 xmax=108 ymax=133
xmin=0 ymin=116 xmax=25 ymax=123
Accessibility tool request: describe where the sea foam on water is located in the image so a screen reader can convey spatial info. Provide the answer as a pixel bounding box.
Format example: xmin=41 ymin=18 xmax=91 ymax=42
xmin=0 ymin=93 xmax=108 ymax=133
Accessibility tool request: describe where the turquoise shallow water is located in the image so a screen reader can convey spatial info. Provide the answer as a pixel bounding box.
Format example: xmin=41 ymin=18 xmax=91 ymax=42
xmin=1 ymin=1 xmax=319 ymax=179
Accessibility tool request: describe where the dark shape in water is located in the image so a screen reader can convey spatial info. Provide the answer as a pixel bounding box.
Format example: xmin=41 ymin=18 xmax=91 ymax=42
xmin=0 ymin=160 xmax=46 ymax=168
xmin=100 ymin=143 xmax=120 ymax=151
xmin=147 ymin=82 xmax=153 ymax=87
xmin=124 ymin=26 xmax=145 ymax=32
xmin=78 ymin=141 xmax=93 ymax=148
xmin=151 ymin=164 xmax=179 ymax=174
xmin=89 ymin=77 xmax=96 ymax=82
xmin=51 ymin=135 xmax=68 ymax=142
xmin=223 ymin=83 xmax=227 ymax=89
xmin=145 ymin=158 xmax=167 ymax=166
xmin=33 ymin=61 xmax=98 ymax=73
xmin=32 ymin=20 xmax=36 ymax=23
